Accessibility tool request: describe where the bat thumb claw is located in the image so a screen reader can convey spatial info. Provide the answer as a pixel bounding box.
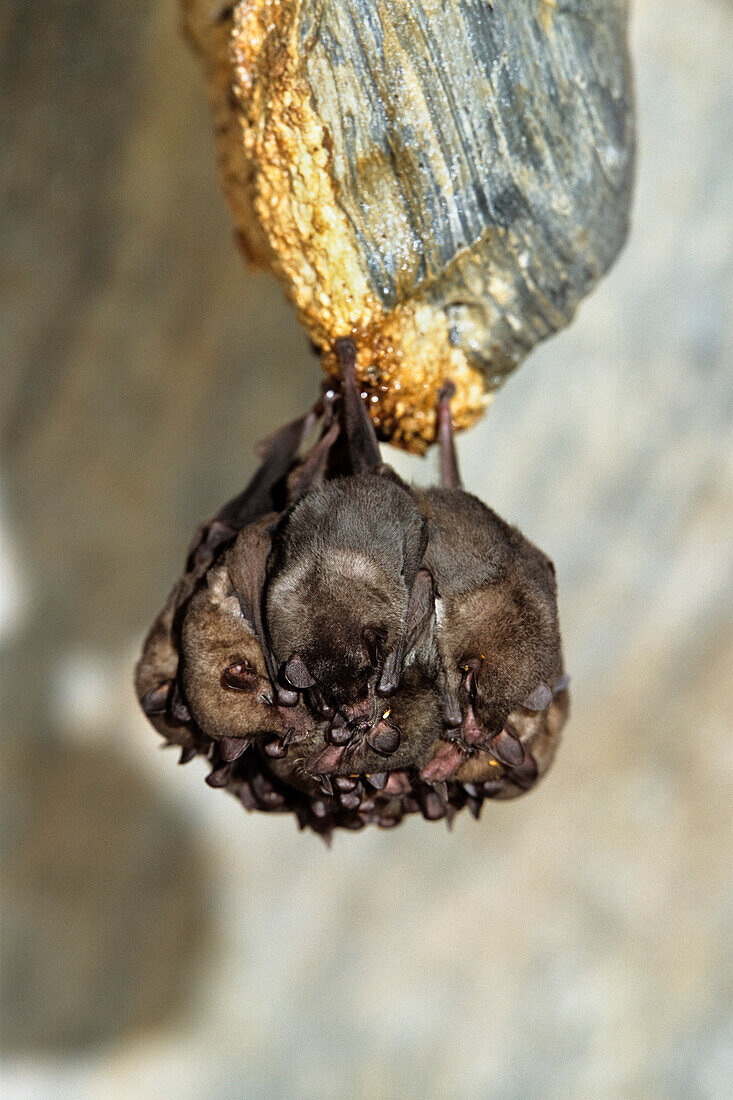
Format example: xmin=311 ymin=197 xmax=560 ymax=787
xmin=283 ymin=652 xmax=316 ymax=689
xmin=522 ymin=682 xmax=553 ymax=711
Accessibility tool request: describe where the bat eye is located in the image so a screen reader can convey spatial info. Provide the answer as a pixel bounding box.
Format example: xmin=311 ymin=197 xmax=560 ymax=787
xmin=362 ymin=627 xmax=383 ymax=665
xmin=382 ymin=708 xmax=391 ymax=720
xmin=222 ymin=662 xmax=257 ymax=692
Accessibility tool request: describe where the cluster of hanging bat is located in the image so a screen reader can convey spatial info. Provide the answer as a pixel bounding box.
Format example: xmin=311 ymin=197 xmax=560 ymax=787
xmin=135 ymin=340 xmax=569 ymax=839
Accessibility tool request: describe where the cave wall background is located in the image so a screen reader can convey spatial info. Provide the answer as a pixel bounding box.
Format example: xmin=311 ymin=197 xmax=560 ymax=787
xmin=1 ymin=0 xmax=731 ymax=1095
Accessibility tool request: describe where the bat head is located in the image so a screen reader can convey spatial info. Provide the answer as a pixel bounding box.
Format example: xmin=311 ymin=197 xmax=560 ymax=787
xmin=179 ymin=562 xmax=285 ymax=741
xmin=266 ymin=547 xmax=408 ymax=709
xmin=452 ymin=543 xmax=562 ymax=740
xmin=264 ymin=475 xmax=427 ymax=708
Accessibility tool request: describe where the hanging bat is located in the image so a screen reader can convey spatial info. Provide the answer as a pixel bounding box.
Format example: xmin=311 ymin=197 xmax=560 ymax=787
xmin=263 ymin=339 xmax=431 ymax=721
xmin=135 ymin=401 xmax=337 ymax=765
xmin=414 ymin=383 xmax=566 ymax=779
xmin=136 ymin=359 xmax=569 ymax=834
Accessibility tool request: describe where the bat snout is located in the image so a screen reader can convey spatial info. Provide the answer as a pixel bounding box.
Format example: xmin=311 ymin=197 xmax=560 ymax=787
xmin=342 ymin=694 xmax=376 ymax=729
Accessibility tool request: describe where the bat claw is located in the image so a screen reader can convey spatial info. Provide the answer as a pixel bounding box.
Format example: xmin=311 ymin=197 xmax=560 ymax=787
xmin=308 ymin=687 xmax=335 ymax=719
xmin=489 ymin=728 xmax=524 ymax=767
xmin=220 ymin=736 xmax=251 ymax=762
xmin=282 ymin=727 xmax=306 ymax=748
xmin=141 ymin=680 xmax=173 ymax=715
xmin=283 ymin=652 xmax=316 ymax=689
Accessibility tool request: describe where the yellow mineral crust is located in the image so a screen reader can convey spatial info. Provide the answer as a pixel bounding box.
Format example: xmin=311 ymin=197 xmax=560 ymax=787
xmin=183 ymin=0 xmax=488 ymax=452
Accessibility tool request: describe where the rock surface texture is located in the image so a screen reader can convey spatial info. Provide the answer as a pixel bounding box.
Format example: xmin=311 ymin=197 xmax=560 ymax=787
xmin=184 ymin=0 xmax=634 ymax=448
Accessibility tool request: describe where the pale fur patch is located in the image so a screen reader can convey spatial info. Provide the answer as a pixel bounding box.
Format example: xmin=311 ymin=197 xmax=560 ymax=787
xmin=327 ymin=549 xmax=384 ymax=586
xmin=271 ymin=549 xmax=383 ymax=605
xmin=206 ymin=563 xmax=246 ymax=622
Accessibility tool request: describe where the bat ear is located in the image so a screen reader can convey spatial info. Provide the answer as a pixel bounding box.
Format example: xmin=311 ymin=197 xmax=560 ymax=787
xmin=521 ymin=682 xmax=553 ymax=711
xmin=180 ymin=405 xmax=320 ymax=611
xmin=377 ymin=569 xmax=434 ymax=695
xmin=335 ymin=337 xmax=382 ymax=474
xmin=225 ymin=522 xmax=288 ymax=699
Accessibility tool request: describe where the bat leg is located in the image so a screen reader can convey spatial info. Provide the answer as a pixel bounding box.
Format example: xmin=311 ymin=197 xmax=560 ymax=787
xmin=437 ymin=381 xmax=463 ymax=490
xmin=292 ymin=420 xmax=340 ymax=500
xmin=334 ymin=336 xmax=382 ymax=474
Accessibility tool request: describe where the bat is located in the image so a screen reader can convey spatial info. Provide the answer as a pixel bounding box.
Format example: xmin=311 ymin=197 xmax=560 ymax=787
xmin=263 ymin=339 xmax=431 ymax=722
xmin=135 ymin=400 xmax=337 ymax=769
xmin=136 ymin=360 xmax=569 ymax=836
xmin=414 ymin=383 xmax=566 ymax=777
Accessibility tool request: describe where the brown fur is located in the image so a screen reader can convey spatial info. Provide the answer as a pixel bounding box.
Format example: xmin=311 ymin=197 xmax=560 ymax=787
xmin=265 ymin=473 xmax=428 ymax=706
xmin=416 ymin=486 xmax=563 ymax=741
xmin=179 ymin=563 xmax=285 ymax=741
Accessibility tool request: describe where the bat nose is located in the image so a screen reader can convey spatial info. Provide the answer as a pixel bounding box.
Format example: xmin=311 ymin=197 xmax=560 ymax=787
xmin=351 ymin=715 xmax=372 ymax=735
xmin=343 ymin=693 xmax=375 ymax=730
xmin=327 ymin=712 xmax=352 ymax=745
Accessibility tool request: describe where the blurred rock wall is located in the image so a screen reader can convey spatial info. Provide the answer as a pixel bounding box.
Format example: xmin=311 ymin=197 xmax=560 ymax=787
xmin=1 ymin=0 xmax=731 ymax=1096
